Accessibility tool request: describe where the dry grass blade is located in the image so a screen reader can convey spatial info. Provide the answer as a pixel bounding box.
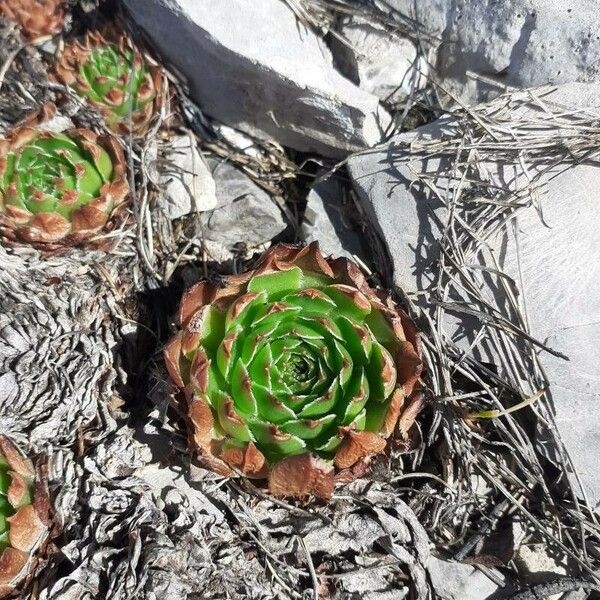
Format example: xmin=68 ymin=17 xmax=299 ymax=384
xmin=367 ymin=84 xmax=600 ymax=585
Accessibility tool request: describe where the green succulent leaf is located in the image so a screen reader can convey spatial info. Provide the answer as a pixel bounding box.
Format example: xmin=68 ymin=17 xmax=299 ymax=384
xmin=4 ymin=134 xmax=106 ymax=214
xmin=324 ymin=286 xmax=371 ymax=321
xmin=248 ymin=267 xmax=303 ymax=298
xmin=225 ymin=291 xmax=268 ymax=330
xmin=280 ymin=414 xmax=336 ymax=439
xmin=367 ymin=342 xmax=397 ymax=401
xmin=57 ymin=30 xmax=160 ymax=134
xmin=341 ymin=368 xmax=370 ymax=424
xmin=282 ymin=289 xmax=336 ymax=314
xmin=172 ymin=249 xmax=421 ymax=473
xmin=248 ymin=421 xmax=306 ymax=460
xmin=230 ymin=360 xmax=258 ymax=416
xmin=214 ymin=392 xmax=252 ymax=442
xmin=0 ymin=123 xmax=127 ymax=246
xmin=0 ymin=441 xmax=40 ymax=558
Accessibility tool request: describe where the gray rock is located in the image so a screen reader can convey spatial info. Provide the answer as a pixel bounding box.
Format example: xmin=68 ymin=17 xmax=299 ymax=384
xmin=376 ymin=0 xmax=448 ymax=37
xmin=348 ymin=82 xmax=600 ymax=505
xmin=514 ymin=543 xmax=586 ymax=599
xmin=333 ymin=17 xmax=427 ymax=103
xmin=157 ymin=134 xmax=217 ymax=219
xmin=347 ymin=116 xmax=451 ymax=294
xmin=380 ymin=0 xmax=600 ymax=105
xmin=199 ymin=159 xmax=286 ymax=251
xmin=427 ymin=557 xmax=503 ymax=600
xmin=123 ymin=0 xmax=389 ymax=157
xmin=362 ymin=591 xmax=408 ymax=600
xmin=213 ymin=124 xmax=263 ymax=160
xmin=300 ymin=173 xmax=366 ymax=261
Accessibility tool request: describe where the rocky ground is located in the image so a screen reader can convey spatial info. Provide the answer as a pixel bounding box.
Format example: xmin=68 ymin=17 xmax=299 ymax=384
xmin=0 ymin=0 xmax=599 ymax=599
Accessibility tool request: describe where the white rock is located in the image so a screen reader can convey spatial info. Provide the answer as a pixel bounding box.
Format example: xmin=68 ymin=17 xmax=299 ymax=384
xmin=123 ymin=0 xmax=390 ymax=157
xmin=382 ymin=0 xmax=600 ymax=105
xmin=199 ymin=159 xmax=286 ymax=252
xmin=202 ymin=240 xmax=236 ymax=265
xmin=38 ymin=114 xmax=75 ymax=133
xmin=348 ymin=83 xmax=600 ymax=506
xmin=376 ymin=0 xmax=448 ymax=37
xmin=157 ymin=134 xmax=217 ymax=219
xmin=427 ymin=557 xmax=503 ymax=600
xmin=450 ymin=0 xmax=600 ymax=104
xmin=213 ymin=124 xmax=262 ymax=160
xmin=514 ymin=544 xmax=586 ymax=600
xmin=334 ymin=17 xmax=427 ymax=103
xmin=301 ymin=173 xmax=366 ymax=260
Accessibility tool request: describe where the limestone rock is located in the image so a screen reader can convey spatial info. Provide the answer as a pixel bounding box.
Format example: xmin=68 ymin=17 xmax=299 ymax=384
xmin=348 ymin=82 xmax=600 ymax=505
xmin=441 ymin=0 xmax=600 ymax=104
xmin=376 ymin=0 xmax=448 ymax=38
xmin=123 ymin=0 xmax=390 ymax=157
xmin=199 ymin=159 xmax=286 ymax=252
xmin=301 ymin=173 xmax=367 ymax=261
xmin=427 ymin=557 xmax=504 ymax=600
xmin=333 ymin=17 xmax=427 ymax=103
xmin=511 ymin=536 xmax=587 ymax=599
xmin=157 ymin=134 xmax=217 ymax=219
xmin=383 ymin=0 xmax=600 ymax=105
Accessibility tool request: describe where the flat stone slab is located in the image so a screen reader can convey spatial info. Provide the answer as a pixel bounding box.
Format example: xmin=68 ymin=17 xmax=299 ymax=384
xmin=427 ymin=557 xmax=503 ymax=599
xmin=157 ymin=134 xmax=217 ymax=219
xmin=301 ymin=172 xmax=367 ymax=261
xmin=348 ymin=82 xmax=600 ymax=506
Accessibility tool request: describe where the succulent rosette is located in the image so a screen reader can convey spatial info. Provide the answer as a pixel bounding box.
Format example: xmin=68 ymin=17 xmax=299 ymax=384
xmin=0 ymin=104 xmax=129 ymax=247
xmin=0 ymin=436 xmax=49 ymax=598
xmin=0 ymin=0 xmax=64 ymax=39
xmin=55 ymin=28 xmax=162 ymax=135
xmin=165 ymin=243 xmax=423 ymax=499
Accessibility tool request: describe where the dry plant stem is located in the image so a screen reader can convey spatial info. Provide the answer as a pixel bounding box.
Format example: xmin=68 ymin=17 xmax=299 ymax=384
xmin=509 ymin=578 xmax=600 ymax=600
xmin=286 ymin=0 xmax=438 ymax=46
xmin=298 ymin=535 xmax=319 ymax=600
xmin=361 ymin=84 xmax=600 ymax=580
xmin=0 ymin=40 xmax=26 ymax=95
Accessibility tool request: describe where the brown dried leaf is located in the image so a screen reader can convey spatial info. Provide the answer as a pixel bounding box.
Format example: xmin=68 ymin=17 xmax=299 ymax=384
xmin=188 ymin=396 xmax=214 ymax=450
xmin=163 ymin=333 xmax=185 ymax=389
xmin=397 ymin=392 xmax=425 ymax=439
xmin=381 ymin=388 xmax=406 ymax=438
xmin=334 ymin=431 xmax=387 ymax=470
xmin=7 ymin=472 xmax=30 ymax=508
xmin=0 ymin=547 xmax=28 ymax=588
xmin=221 ymin=442 xmax=267 ymax=479
xmin=396 ymin=341 xmax=423 ymax=397
xmin=7 ymin=505 xmax=46 ymax=552
xmin=269 ymin=453 xmax=335 ymax=500
xmin=0 ymin=437 xmax=34 ymax=479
